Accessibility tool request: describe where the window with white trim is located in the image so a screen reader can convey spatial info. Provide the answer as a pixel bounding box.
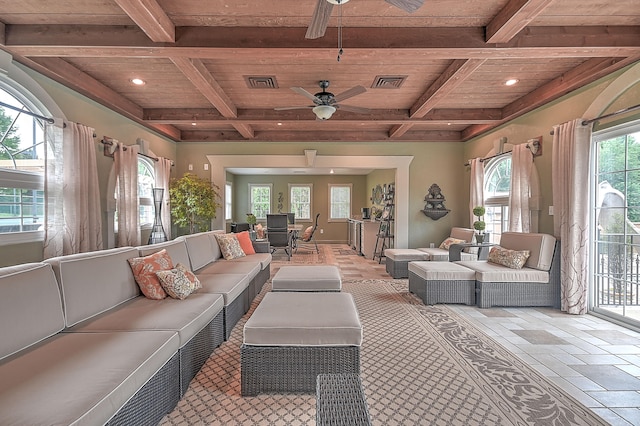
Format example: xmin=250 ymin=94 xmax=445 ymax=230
xmin=483 ymin=156 xmax=511 ymax=243
xmin=225 ymin=182 xmax=232 ymax=221
xmin=249 ymin=183 xmax=271 ymax=219
xmin=0 ymin=85 xmax=46 ymax=242
xmin=289 ymin=183 xmax=312 ymax=221
xmin=114 ymin=156 xmax=155 ymax=231
xmin=329 ymin=184 xmax=351 ymax=221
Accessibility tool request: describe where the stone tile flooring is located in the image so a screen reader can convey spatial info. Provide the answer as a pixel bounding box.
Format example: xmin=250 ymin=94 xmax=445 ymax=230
xmin=323 ymin=244 xmax=640 ymax=426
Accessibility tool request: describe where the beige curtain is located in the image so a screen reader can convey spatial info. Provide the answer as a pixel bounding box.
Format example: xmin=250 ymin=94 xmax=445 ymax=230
xmin=469 ymin=158 xmax=484 ymax=227
xmin=44 ymin=121 xmax=103 ymax=258
xmin=155 ymin=157 xmax=172 ymax=240
xmin=114 ymin=143 xmax=140 ymax=247
xmin=508 ymin=144 xmax=533 ymax=232
xmin=552 ymin=118 xmax=592 ymax=314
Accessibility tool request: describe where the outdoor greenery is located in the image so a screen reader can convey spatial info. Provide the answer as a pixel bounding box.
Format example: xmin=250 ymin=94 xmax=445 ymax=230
xmin=169 ymin=173 xmax=221 ymax=234
xmin=0 ymin=108 xmax=24 ymax=161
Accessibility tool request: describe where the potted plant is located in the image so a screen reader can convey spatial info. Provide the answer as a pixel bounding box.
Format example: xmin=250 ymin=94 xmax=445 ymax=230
xmin=169 ymin=173 xmax=221 ymax=235
xmin=472 ymin=205 xmax=487 ymax=244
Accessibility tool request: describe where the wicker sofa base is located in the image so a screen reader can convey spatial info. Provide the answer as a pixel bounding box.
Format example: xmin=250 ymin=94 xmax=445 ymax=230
xmin=240 ymin=345 xmax=360 ymax=396
xmin=386 ymin=258 xmax=410 ymax=279
xmin=224 ymin=286 xmax=250 ymax=340
xmin=316 ymin=373 xmax=372 ymax=426
xmin=408 ymin=271 xmax=476 ymax=305
xmin=106 ymin=352 xmax=180 ymax=426
xmin=179 ymin=310 xmax=225 ymax=395
xmin=476 ymin=280 xmax=561 ymax=309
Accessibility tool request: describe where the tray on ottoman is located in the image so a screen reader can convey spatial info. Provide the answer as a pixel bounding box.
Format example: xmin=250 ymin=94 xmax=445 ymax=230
xmin=241 ymin=292 xmax=362 ymax=396
xmin=271 ymin=265 xmax=342 ymax=292
xmin=408 ymin=261 xmax=476 ymax=305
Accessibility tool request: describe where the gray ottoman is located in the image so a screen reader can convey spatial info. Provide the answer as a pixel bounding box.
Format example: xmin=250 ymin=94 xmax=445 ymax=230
xmin=408 ymin=261 xmax=476 ymax=305
xmin=384 ymin=249 xmax=429 ymax=278
xmin=271 ymin=265 xmax=342 ymax=291
xmin=241 ymin=292 xmax=362 ymax=395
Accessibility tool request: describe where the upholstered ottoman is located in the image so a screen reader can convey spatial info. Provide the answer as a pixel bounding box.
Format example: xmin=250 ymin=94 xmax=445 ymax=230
xmin=241 ymin=292 xmax=362 ymax=395
xmin=316 ymin=374 xmax=372 ymax=426
xmin=384 ymin=249 xmax=429 ymax=278
xmin=271 ymin=265 xmax=342 ymax=292
xmin=408 ymin=261 xmax=476 ymax=305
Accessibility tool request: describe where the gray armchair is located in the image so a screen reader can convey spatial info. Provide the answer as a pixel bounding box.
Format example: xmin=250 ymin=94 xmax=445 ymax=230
xmin=266 ymin=214 xmax=291 ymax=260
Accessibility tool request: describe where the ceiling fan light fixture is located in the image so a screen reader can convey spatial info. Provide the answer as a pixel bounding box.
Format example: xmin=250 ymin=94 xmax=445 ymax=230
xmin=327 ymin=0 xmax=350 ymax=4
xmin=313 ymin=105 xmax=337 ymax=120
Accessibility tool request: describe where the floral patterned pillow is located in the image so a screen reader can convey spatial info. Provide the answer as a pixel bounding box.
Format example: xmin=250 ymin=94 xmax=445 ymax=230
xmin=156 ymin=268 xmax=196 ymax=300
xmin=176 ymin=262 xmax=201 ymax=290
xmin=488 ymin=246 xmax=531 ymax=269
xmin=127 ymin=249 xmax=174 ymax=299
xmin=439 ymin=237 xmax=466 ymax=250
xmin=214 ymin=233 xmax=246 ymax=260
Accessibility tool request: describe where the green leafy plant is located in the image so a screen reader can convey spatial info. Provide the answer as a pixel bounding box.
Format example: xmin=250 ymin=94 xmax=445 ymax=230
xmin=169 ymin=173 xmax=221 ymax=235
xmin=472 ymin=205 xmax=486 ymax=242
xmin=246 ymin=213 xmax=257 ymax=227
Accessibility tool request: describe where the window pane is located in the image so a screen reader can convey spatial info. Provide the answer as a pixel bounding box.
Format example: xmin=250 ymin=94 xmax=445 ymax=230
xmin=330 ymin=185 xmax=351 ymax=220
xmin=290 ymin=185 xmax=311 ymax=220
xmin=485 ymin=157 xmax=511 ymax=197
xmin=250 ymin=185 xmax=271 ymax=219
xmin=225 ymin=183 xmax=232 ymax=220
xmin=0 ymin=187 xmax=43 ymax=233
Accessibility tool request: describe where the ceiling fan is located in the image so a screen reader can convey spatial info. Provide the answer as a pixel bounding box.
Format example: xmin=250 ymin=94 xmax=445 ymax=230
xmin=306 ymin=0 xmax=425 ymax=39
xmin=275 ymin=80 xmax=370 ymax=120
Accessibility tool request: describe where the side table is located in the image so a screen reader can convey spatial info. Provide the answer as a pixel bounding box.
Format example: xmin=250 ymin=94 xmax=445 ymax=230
xmin=252 ymin=239 xmax=270 ymax=253
xmin=449 ymin=242 xmax=496 ymax=262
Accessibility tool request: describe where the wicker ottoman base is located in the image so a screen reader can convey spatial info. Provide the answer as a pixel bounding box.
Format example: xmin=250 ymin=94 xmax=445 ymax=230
xmin=316 ymin=374 xmax=371 ymax=426
xmin=408 ymin=261 xmax=476 ymax=306
xmin=384 ymin=249 xmax=429 ymax=278
xmin=241 ymin=345 xmax=360 ymax=396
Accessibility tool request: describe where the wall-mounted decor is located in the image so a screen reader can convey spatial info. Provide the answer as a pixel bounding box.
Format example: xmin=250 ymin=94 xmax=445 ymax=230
xmin=372 ymin=184 xmax=384 ymax=205
xmin=421 ymin=183 xmax=450 ymax=220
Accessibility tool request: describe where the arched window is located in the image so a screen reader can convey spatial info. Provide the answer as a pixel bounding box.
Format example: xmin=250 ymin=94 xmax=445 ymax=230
xmin=114 ymin=156 xmax=156 ymax=231
xmin=483 ymin=155 xmax=511 ymax=243
xmin=0 ymin=84 xmax=47 ymax=242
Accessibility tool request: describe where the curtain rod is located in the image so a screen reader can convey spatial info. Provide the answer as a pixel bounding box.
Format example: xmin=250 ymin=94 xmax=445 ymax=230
xmin=463 ymin=139 xmax=540 ymax=166
xmin=549 ymin=103 xmax=640 ymax=135
xmin=0 ymin=100 xmax=98 ymax=137
xmin=100 ymin=138 xmax=174 ymax=166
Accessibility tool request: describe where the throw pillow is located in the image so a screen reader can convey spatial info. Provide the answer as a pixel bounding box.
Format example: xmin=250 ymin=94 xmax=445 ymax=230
xmin=488 ymin=246 xmax=531 ymax=269
xmin=439 ymin=237 xmax=466 ymax=250
xmin=214 ymin=233 xmax=247 ymax=260
xmin=255 ymin=223 xmax=265 ymax=239
xmin=236 ymin=230 xmax=256 ymax=255
xmin=127 ymin=249 xmax=173 ymax=299
xmin=156 ymin=268 xmax=196 ymax=300
xmin=302 ymin=226 xmax=313 ymax=241
xmin=175 ymin=262 xmax=201 ymax=290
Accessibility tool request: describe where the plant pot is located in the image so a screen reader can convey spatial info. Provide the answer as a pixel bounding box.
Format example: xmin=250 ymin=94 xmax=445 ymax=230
xmin=475 ymin=234 xmax=484 ymax=244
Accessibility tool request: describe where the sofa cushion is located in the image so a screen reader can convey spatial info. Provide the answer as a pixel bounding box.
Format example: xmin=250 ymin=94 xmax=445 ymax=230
xmin=214 ymin=233 xmax=247 ymax=260
xmin=0 ymin=331 xmax=179 ymax=426
xmin=488 ymin=246 xmax=530 ymax=269
xmin=230 ymin=252 xmax=272 ymax=270
xmin=66 ymin=293 xmax=224 ymax=348
xmin=196 ymin=260 xmax=260 ymax=278
xmin=450 ymin=227 xmax=474 ymax=242
xmin=45 ymin=247 xmax=141 ymax=328
xmin=456 ymin=261 xmax=550 ymax=283
xmin=417 ymin=247 xmax=477 ymax=261
xmin=0 ymin=263 xmax=65 ymax=361
xmin=236 ymin=231 xmax=256 ymax=255
xmin=196 ymin=273 xmax=252 ymax=305
xmin=128 ymin=249 xmax=173 ymax=299
xmin=183 ymin=233 xmax=217 ymax=271
xmin=137 ymin=238 xmax=191 ymax=268
xmin=498 ymin=232 xmax=556 ymax=271
xmin=156 ymin=268 xmax=197 ymax=300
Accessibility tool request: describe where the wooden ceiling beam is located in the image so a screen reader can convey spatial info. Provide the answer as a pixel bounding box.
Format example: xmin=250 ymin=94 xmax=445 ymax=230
xmin=461 ymin=55 xmax=640 ymax=140
xmin=5 ymin=26 xmax=640 ymax=59
xmin=179 ymin=130 xmax=463 ymax=143
xmin=113 ymin=0 xmax=175 ymax=43
xmin=486 ymin=0 xmax=554 ymax=43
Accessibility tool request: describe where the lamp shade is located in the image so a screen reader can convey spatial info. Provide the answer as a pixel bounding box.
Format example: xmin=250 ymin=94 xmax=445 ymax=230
xmin=313 ymin=105 xmax=337 ymax=120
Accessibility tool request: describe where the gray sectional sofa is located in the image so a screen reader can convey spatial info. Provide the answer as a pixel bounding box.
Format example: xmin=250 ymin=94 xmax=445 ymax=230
xmin=0 ymin=231 xmax=270 ymax=426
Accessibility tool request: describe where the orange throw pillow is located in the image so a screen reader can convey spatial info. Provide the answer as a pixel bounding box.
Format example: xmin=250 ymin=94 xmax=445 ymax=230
xmin=236 ymin=231 xmax=256 ymax=255
xmin=127 ymin=249 xmax=174 ymax=299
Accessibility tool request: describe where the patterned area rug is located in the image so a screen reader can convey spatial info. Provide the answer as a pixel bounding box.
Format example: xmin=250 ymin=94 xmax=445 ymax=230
xmin=160 ymin=278 xmax=607 ymax=426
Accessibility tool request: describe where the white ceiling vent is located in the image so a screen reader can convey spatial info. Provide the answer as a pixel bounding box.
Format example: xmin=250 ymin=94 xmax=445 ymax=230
xmin=371 ymin=76 xmax=407 ymax=89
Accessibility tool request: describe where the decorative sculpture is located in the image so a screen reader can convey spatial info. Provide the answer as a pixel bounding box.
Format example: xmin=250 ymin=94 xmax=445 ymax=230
xmin=421 ymin=183 xmax=450 ymax=220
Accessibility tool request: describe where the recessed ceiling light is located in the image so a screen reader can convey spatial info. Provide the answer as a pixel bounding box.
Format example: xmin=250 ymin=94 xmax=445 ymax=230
xmin=330 ymin=169 xmax=335 ymax=174
xmin=277 ymin=122 xmax=283 ymax=126
xmin=131 ymin=78 xmax=145 ymax=86
xmin=505 ymin=78 xmax=519 ymax=86
xmin=191 ymin=122 xmax=197 ymax=126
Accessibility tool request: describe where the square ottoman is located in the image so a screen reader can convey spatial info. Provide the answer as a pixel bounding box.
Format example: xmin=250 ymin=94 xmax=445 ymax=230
xmin=271 ymin=265 xmax=342 ymax=292
xmin=241 ymin=292 xmax=362 ymax=395
xmin=384 ymin=249 xmax=429 ymax=278
xmin=408 ymin=261 xmax=476 ymax=305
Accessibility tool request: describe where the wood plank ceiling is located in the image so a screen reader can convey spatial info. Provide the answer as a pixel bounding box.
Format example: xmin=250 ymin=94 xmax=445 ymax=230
xmin=0 ymin=0 xmax=638 ymax=143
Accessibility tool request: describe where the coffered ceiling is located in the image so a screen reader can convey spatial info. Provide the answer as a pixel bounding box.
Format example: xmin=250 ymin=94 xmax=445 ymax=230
xmin=0 ymin=0 xmax=638 ymax=143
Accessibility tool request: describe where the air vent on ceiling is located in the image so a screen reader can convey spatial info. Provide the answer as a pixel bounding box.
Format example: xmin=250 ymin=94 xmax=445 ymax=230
xmin=371 ymin=75 xmax=407 ymax=89
xmin=244 ymin=76 xmax=279 ymax=89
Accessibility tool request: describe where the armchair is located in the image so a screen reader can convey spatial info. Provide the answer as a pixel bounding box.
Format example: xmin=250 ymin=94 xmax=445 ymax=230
xmin=267 ymin=214 xmax=292 ymax=260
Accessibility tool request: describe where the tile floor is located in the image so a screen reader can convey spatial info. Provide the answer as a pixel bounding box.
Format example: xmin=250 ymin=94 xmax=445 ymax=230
xmin=322 ymin=244 xmax=640 ymax=426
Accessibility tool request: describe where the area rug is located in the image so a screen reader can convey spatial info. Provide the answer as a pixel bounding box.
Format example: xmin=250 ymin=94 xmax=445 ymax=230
xmin=160 ymin=279 xmax=607 ymax=426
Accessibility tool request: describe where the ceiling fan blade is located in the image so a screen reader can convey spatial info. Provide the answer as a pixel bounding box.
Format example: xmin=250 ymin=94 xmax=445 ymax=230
xmin=333 ymin=85 xmax=367 ymax=103
xmin=305 ymin=0 xmax=334 ymax=39
xmin=385 ymin=0 xmax=424 ymax=13
xmin=274 ymin=106 xmax=314 ymax=111
xmin=337 ymin=104 xmax=371 ymax=114
xmin=291 ymin=86 xmax=321 ymax=102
